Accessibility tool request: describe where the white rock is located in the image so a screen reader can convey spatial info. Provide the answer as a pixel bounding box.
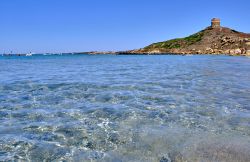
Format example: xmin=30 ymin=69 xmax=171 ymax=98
xmin=234 ymin=49 xmax=242 ymax=54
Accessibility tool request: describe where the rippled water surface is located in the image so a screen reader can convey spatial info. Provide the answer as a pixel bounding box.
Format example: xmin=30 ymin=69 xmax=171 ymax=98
xmin=0 ymin=55 xmax=250 ymax=162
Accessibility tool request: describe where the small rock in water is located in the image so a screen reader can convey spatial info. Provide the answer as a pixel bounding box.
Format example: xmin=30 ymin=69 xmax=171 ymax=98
xmin=160 ymin=154 xmax=171 ymax=162
xmin=108 ymin=133 xmax=120 ymax=144
xmin=85 ymin=141 xmax=96 ymax=149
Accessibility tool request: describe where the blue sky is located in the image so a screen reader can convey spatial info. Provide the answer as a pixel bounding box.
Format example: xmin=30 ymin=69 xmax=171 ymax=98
xmin=0 ymin=0 xmax=249 ymax=53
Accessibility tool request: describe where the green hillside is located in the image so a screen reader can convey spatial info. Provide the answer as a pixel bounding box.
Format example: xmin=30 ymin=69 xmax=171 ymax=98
xmin=144 ymin=30 xmax=205 ymax=50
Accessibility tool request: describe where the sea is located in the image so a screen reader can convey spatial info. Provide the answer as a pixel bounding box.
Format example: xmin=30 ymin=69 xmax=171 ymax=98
xmin=0 ymin=54 xmax=250 ymax=162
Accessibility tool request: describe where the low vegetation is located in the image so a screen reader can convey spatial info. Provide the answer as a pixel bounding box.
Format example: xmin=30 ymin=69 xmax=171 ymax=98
xmin=144 ymin=31 xmax=204 ymax=50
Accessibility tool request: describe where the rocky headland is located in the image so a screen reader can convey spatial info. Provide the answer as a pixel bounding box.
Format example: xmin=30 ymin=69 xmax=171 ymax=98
xmin=124 ymin=28 xmax=250 ymax=56
xmin=87 ymin=19 xmax=250 ymax=56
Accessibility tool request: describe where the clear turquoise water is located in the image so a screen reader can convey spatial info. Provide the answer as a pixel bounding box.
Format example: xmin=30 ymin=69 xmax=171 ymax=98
xmin=0 ymin=55 xmax=250 ymax=162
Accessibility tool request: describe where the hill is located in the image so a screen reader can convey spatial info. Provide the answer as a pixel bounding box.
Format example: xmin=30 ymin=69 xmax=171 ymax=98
xmin=122 ymin=19 xmax=250 ymax=55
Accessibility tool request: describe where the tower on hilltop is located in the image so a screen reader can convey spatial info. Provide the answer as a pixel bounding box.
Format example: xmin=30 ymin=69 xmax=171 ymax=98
xmin=211 ymin=18 xmax=221 ymax=28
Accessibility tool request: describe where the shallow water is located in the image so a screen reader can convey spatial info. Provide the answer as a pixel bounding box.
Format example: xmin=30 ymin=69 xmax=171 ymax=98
xmin=0 ymin=54 xmax=250 ymax=162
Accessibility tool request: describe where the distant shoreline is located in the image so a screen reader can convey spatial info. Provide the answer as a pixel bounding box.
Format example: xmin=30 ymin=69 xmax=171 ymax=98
xmin=82 ymin=51 xmax=250 ymax=56
xmin=1 ymin=53 xmax=249 ymax=57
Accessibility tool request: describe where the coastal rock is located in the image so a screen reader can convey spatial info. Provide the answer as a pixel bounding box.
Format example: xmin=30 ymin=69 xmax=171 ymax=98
xmin=118 ymin=19 xmax=250 ymax=56
xmin=85 ymin=19 xmax=250 ymax=56
xmin=234 ymin=48 xmax=242 ymax=55
xmin=246 ymin=42 xmax=250 ymax=46
xmin=206 ymin=47 xmax=213 ymax=53
xmin=148 ymin=49 xmax=161 ymax=54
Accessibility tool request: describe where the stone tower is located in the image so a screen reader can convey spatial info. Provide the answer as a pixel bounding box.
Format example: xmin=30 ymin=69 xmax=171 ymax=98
xmin=211 ymin=18 xmax=221 ymax=28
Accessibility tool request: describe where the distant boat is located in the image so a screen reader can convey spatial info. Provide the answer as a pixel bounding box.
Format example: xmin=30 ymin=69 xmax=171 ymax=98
xmin=26 ymin=52 xmax=34 ymax=56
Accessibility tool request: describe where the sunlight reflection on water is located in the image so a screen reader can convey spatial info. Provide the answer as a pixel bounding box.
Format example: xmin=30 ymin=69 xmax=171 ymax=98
xmin=0 ymin=55 xmax=250 ymax=161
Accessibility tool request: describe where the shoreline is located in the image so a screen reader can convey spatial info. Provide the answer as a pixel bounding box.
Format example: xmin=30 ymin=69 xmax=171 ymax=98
xmin=1 ymin=53 xmax=250 ymax=57
xmin=2 ymin=51 xmax=250 ymax=57
xmin=84 ymin=52 xmax=250 ymax=57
